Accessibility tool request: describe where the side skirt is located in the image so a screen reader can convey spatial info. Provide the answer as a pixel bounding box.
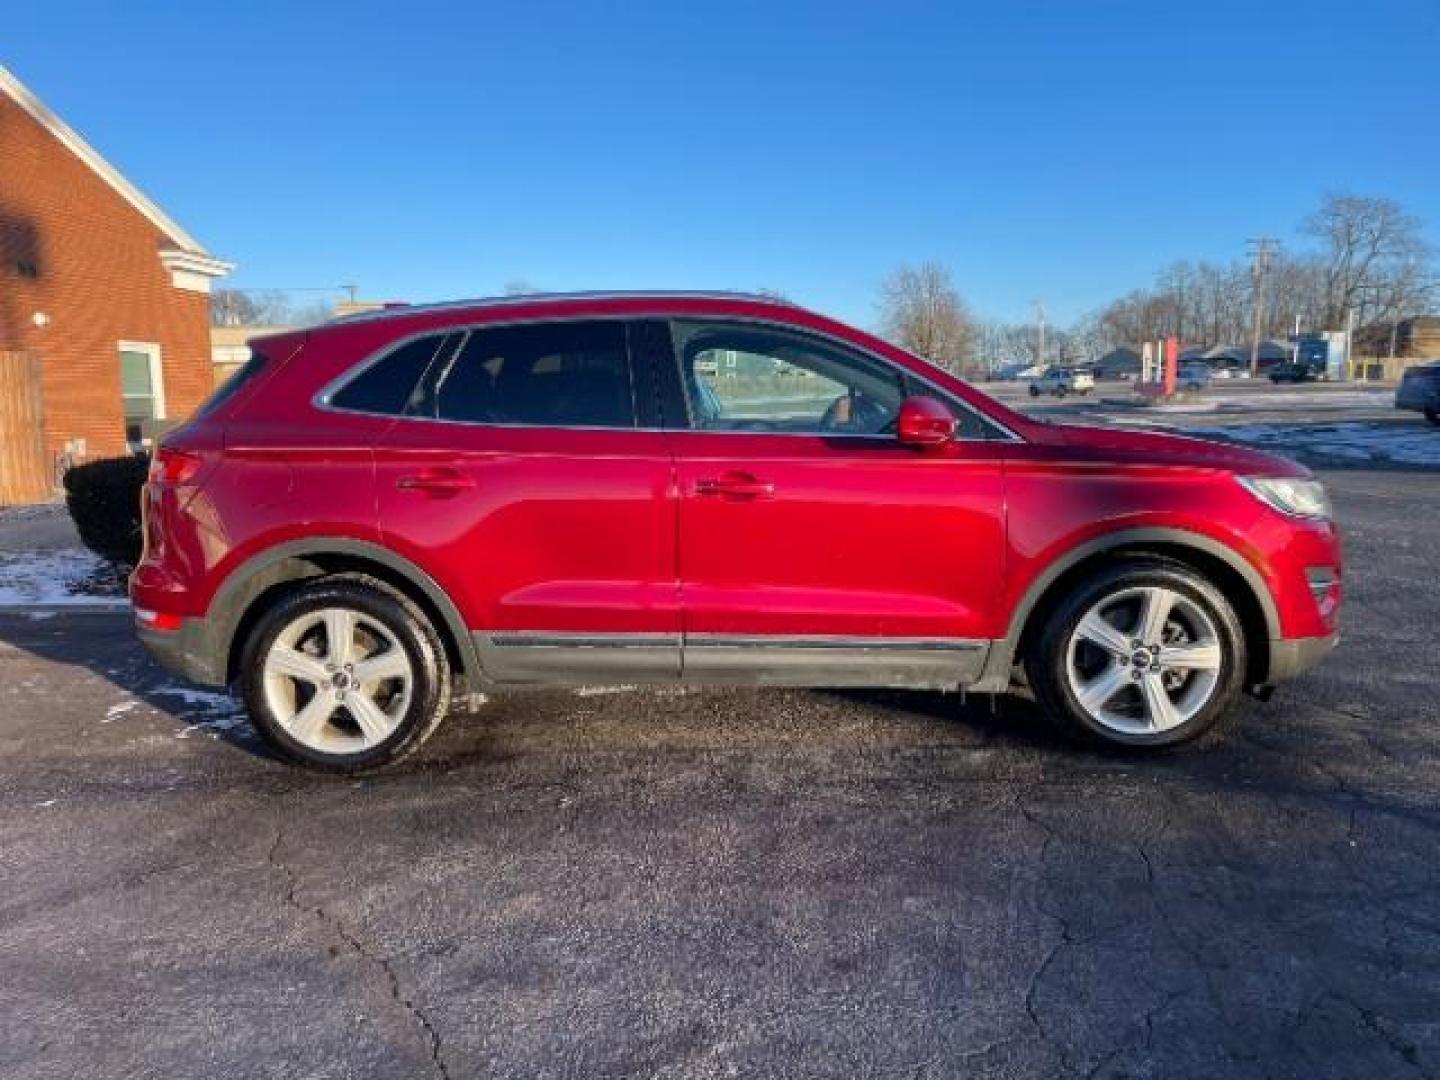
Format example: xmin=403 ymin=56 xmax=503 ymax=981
xmin=473 ymin=632 xmax=989 ymax=690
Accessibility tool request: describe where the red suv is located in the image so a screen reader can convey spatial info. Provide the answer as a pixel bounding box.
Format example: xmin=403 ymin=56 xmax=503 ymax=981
xmin=133 ymin=293 xmax=1340 ymax=770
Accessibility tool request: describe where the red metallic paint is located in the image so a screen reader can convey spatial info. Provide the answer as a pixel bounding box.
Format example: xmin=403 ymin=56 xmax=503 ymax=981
xmin=132 ymin=293 xmax=1340 ymax=667
xmin=896 ymin=395 xmax=958 ymax=446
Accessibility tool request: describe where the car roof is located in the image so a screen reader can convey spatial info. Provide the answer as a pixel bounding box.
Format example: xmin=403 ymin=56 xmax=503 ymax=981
xmin=330 ymin=290 xmax=798 ymax=327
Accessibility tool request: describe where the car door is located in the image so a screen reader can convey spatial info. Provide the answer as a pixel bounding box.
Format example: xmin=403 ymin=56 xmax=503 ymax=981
xmin=651 ymin=318 xmax=1009 ymax=688
xmin=364 ymin=318 xmax=679 ymax=682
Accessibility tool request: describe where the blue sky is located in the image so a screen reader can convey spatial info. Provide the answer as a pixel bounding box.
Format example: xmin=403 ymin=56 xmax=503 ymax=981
xmin=8 ymin=0 xmax=1439 ymax=327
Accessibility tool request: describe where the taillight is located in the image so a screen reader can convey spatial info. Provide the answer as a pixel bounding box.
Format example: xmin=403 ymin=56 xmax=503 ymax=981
xmin=135 ymin=607 xmax=183 ymax=632
xmin=148 ymin=448 xmax=203 ymax=486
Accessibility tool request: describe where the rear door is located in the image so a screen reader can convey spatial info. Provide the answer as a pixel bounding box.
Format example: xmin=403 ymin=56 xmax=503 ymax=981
xmin=650 ymin=318 xmax=1009 ymax=687
xmin=361 ymin=319 xmax=679 ymax=682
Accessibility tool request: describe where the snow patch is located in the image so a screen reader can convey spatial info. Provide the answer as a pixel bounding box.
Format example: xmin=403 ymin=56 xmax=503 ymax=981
xmin=0 ymin=548 xmax=128 ymax=607
xmin=104 ymin=700 xmax=140 ymax=723
xmin=150 ymin=685 xmax=252 ymax=740
xmin=1192 ymin=422 xmax=1440 ymax=467
xmin=574 ymin=685 xmax=638 ymax=697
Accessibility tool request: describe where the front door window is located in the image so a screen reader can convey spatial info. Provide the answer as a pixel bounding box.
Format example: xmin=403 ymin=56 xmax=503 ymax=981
xmin=672 ymin=321 xmax=905 ymax=435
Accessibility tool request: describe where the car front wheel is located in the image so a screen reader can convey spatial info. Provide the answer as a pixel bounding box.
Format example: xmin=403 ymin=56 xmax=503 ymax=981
xmin=1426 ymin=408 xmax=1439 ymax=427
xmin=1026 ymin=558 xmax=1246 ymax=749
xmin=240 ymin=575 xmax=451 ymax=772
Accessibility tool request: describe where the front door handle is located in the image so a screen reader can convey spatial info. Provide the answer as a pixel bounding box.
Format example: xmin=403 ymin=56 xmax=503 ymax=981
xmin=694 ymin=472 xmax=775 ymax=500
xmin=395 ymin=468 xmax=474 ymax=495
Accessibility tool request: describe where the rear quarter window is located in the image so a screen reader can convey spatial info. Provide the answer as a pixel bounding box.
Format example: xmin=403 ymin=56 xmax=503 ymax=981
xmin=329 ymin=334 xmax=451 ymax=415
xmin=197 ymin=350 xmax=269 ymax=418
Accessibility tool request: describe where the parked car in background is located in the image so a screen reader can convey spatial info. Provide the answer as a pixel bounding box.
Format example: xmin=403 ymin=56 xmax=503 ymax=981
xmin=132 ymin=291 xmax=1340 ymax=770
xmin=1395 ymin=361 xmax=1440 ymax=425
xmin=1178 ymin=363 xmax=1212 ymax=392
xmin=1269 ymin=358 xmax=1326 ymax=384
xmin=1028 ymin=366 xmax=1095 ymax=397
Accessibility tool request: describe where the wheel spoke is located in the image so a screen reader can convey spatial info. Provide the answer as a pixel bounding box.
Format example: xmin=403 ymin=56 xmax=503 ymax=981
xmin=352 ymin=648 xmax=409 ymax=686
xmin=288 ymin=692 xmax=337 ymax=745
xmin=1138 ymin=671 xmax=1181 ymax=730
xmin=266 ymin=646 xmax=329 ymax=686
xmin=1135 ymin=587 xmax=1177 ymax=645
xmin=1076 ymin=612 xmax=1132 ymax=658
xmin=323 ymin=609 xmax=356 ymax=665
xmin=1158 ymin=641 xmax=1222 ymax=671
xmin=347 ymin=691 xmax=395 ymax=745
xmin=1076 ymin=664 xmax=1131 ymax=715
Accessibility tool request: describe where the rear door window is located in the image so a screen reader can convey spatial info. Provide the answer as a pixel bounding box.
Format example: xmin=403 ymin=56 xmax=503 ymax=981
xmin=419 ymin=320 xmax=635 ymax=428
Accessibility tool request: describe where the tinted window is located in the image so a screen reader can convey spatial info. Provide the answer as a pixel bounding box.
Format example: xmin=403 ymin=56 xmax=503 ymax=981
xmin=331 ymin=334 xmax=450 ymax=415
xmin=197 ymin=349 xmax=268 ymax=418
xmin=672 ymin=320 xmax=904 ymax=435
xmin=424 ymin=321 xmax=633 ymax=428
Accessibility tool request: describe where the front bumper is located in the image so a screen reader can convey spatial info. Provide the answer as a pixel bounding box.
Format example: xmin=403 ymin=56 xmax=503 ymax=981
xmin=136 ymin=616 xmax=227 ymax=687
xmin=1265 ymin=633 xmax=1338 ymax=684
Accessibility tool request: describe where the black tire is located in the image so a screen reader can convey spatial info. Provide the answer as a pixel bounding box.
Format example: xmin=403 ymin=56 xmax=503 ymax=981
xmin=1025 ymin=558 xmax=1246 ymax=750
xmin=1029 ymin=385 xmax=1041 ymax=397
xmin=1426 ymin=408 xmax=1439 ymax=427
xmin=1055 ymin=385 xmax=1068 ymax=398
xmin=240 ymin=575 xmax=451 ymax=772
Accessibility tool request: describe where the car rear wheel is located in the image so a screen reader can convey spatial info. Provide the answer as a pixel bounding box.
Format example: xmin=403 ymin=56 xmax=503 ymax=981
xmin=1426 ymin=408 xmax=1439 ymax=427
xmin=1026 ymin=558 xmax=1245 ymax=749
xmin=1029 ymin=385 xmax=1041 ymax=397
xmin=240 ymin=576 xmax=450 ymax=772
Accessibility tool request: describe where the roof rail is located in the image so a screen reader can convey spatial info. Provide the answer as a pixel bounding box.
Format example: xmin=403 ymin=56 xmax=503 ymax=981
xmin=329 ymin=290 xmax=800 ymax=324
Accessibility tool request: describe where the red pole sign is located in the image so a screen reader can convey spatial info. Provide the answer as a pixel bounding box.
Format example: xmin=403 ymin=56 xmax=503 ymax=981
xmin=1163 ymin=336 xmax=1179 ymax=397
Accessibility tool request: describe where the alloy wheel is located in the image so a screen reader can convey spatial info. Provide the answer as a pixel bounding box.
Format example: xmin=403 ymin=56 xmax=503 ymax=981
xmin=1064 ymin=585 xmax=1223 ymax=735
xmin=262 ymin=607 xmax=414 ymax=753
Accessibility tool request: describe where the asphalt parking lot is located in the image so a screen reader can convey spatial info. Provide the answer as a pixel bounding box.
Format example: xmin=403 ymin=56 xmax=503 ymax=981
xmin=1 ymin=397 xmax=1438 ymax=1078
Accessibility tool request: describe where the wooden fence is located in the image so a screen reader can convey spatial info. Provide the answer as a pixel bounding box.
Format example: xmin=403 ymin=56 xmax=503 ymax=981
xmin=0 ymin=350 xmax=50 ymax=505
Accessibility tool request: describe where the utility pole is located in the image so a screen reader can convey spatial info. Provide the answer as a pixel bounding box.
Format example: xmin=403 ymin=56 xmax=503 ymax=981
xmin=1345 ymin=306 xmax=1357 ymax=381
xmin=1034 ymin=300 xmax=1046 ymax=370
xmin=1247 ymin=238 xmax=1278 ymax=378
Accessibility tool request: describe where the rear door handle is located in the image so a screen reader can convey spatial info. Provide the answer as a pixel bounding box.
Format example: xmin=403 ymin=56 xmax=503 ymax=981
xmin=694 ymin=472 xmax=775 ymax=500
xmin=395 ymin=468 xmax=474 ymax=495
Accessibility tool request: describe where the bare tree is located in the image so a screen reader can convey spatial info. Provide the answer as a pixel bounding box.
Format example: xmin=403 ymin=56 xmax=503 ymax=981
xmin=210 ymin=289 xmax=332 ymax=327
xmin=978 ymin=321 xmax=1039 ymax=370
xmin=1304 ymin=193 xmax=1435 ymax=326
xmin=877 ymin=263 xmax=977 ymax=372
xmin=1074 ymin=192 xmax=1435 ymax=354
xmin=211 ymin=288 xmax=262 ymax=326
xmin=502 ymin=279 xmax=544 ymax=296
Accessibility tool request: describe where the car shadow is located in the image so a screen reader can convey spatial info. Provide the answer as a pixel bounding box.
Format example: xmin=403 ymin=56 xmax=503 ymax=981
xmin=0 ymin=610 xmax=282 ymax=765
xmin=2 ymin=610 xmax=1431 ymax=833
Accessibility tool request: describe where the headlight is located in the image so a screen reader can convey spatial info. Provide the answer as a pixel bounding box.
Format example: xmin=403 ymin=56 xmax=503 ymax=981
xmin=1238 ymin=476 xmax=1332 ymax=519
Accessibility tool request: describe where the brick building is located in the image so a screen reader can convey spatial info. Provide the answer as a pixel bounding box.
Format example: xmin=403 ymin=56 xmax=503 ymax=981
xmin=0 ymin=64 xmax=231 ymax=471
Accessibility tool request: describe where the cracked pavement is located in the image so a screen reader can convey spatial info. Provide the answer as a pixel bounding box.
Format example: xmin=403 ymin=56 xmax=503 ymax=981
xmin=0 ymin=467 xmax=1437 ymax=1078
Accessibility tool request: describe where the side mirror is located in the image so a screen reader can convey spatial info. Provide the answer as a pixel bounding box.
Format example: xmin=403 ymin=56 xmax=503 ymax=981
xmin=896 ymin=395 xmax=956 ymax=447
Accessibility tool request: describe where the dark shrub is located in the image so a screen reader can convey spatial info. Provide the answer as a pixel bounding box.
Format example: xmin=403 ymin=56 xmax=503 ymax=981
xmin=63 ymin=455 xmax=150 ymax=566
